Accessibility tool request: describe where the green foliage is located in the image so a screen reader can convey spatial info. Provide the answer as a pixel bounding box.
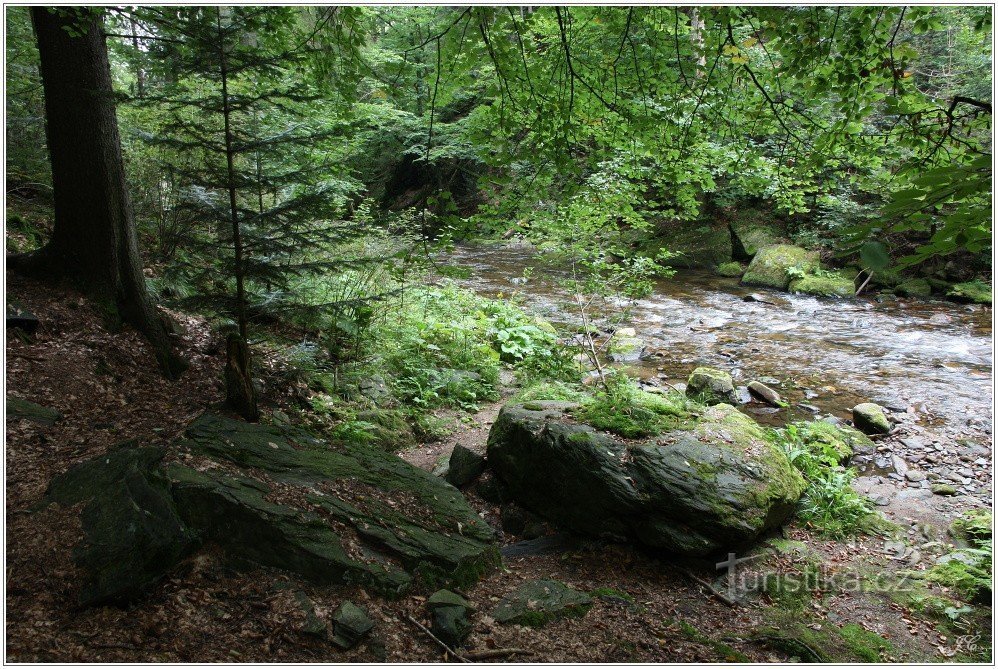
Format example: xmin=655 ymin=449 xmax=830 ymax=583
xmin=775 ymin=424 xmax=882 ymax=538
xmin=512 ymin=381 xmax=586 ymax=404
xmin=924 ymin=510 xmax=993 ymax=602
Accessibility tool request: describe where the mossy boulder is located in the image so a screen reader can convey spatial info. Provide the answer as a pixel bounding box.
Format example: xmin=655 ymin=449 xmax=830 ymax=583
xmin=485 ymin=401 xmax=805 ymax=556
xmin=7 ymin=396 xmax=62 ymax=426
xmin=948 ymin=280 xmax=992 ymax=305
xmin=46 ymin=445 xmax=198 ymax=606
xmin=795 ymin=420 xmax=873 ymax=463
xmin=730 ymin=211 xmax=783 ymax=259
xmin=896 ymin=278 xmax=932 ymax=298
xmin=686 ymin=367 xmax=738 ymax=406
xmin=717 ymin=261 xmax=746 ymax=278
xmin=47 ymin=413 xmax=500 ymax=606
xmin=607 ymin=327 xmax=645 ymax=362
xmin=852 ymin=403 xmax=890 ymax=435
xmin=644 ymin=222 xmax=732 ymax=269
xmin=492 ymin=579 xmax=592 ymax=627
xmin=741 ymin=245 xmax=820 ymax=290
xmin=788 ymin=273 xmax=855 ymax=298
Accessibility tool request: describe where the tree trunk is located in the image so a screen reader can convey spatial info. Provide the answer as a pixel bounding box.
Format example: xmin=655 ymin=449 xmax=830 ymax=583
xmin=224 ymin=333 xmax=259 ymax=421
xmin=12 ymin=7 xmax=186 ymax=379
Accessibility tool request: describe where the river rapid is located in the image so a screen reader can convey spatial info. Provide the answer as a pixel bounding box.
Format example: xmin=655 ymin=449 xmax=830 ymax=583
xmin=444 ymin=243 xmax=994 ymax=443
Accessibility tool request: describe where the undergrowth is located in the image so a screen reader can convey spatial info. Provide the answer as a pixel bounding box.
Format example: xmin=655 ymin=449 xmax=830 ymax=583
xmin=575 ymin=373 xmax=696 ymax=438
xmin=775 ymin=423 xmax=885 ymax=538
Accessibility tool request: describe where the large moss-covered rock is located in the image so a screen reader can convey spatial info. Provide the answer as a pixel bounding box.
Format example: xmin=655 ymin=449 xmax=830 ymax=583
xmin=948 ymin=280 xmax=992 ymax=305
xmin=170 ymin=413 xmax=500 ymax=594
xmin=485 ymin=402 xmax=805 ymax=556
xmin=47 ymin=414 xmax=500 ymax=606
xmin=644 ymin=222 xmax=733 ymax=269
xmin=729 ymin=210 xmax=783 ymax=259
xmin=686 ymin=367 xmax=738 ymax=405
xmin=788 ymin=273 xmax=855 ymax=298
xmin=742 ymin=245 xmax=820 ymax=290
xmin=46 ymin=445 xmax=197 ymax=606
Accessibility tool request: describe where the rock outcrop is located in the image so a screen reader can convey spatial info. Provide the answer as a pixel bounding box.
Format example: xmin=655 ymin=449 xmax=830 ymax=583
xmin=46 ymin=413 xmax=500 ymax=606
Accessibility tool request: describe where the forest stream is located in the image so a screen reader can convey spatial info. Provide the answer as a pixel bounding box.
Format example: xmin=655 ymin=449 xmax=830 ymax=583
xmin=444 ymin=243 xmax=994 ymax=446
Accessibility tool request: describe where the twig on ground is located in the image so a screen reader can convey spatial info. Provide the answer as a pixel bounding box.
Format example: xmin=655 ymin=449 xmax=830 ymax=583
xmin=405 ymin=614 xmax=470 ymax=663
xmin=463 ymin=648 xmax=535 ymax=660
xmin=681 ymin=568 xmax=740 ymax=608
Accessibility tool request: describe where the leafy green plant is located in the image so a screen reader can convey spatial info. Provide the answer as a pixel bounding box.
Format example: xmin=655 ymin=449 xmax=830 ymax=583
xmin=776 ymin=424 xmax=881 ymax=538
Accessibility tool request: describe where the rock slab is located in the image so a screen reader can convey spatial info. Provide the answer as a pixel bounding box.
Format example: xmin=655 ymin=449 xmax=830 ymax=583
xmin=46 ymin=413 xmax=500 ymax=606
xmin=492 ymin=579 xmax=592 ymax=627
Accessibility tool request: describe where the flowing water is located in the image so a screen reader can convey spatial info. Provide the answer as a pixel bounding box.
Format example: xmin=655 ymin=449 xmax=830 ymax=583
xmin=444 ymin=244 xmax=994 ymax=435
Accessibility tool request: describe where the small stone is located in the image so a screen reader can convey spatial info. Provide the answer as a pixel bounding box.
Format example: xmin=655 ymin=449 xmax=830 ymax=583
xmin=905 ymin=471 xmax=927 ymax=483
xmin=6 ymin=301 xmax=39 ymax=334
xmin=747 ymin=381 xmax=782 ymax=407
xmin=853 ymin=403 xmax=891 ymax=435
xmin=931 ymin=483 xmax=958 ymax=497
xmin=331 ymin=601 xmax=374 ymax=649
xmin=294 ymin=591 xmax=327 ymax=639
xmin=428 ymin=590 xmax=474 ymax=647
xmin=6 ymin=396 xmax=62 ymax=427
xmin=431 ymin=605 xmax=472 ymax=647
xmin=686 ymin=367 xmax=738 ymax=406
xmin=492 ymin=579 xmax=592 ymax=627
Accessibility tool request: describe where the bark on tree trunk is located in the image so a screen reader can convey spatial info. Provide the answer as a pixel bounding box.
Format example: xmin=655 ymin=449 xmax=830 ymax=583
xmin=224 ymin=333 xmax=259 ymax=422
xmin=11 ymin=7 xmax=186 ymax=379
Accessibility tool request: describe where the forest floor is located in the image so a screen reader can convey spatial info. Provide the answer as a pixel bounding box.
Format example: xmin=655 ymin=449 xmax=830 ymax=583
xmin=5 ymin=273 xmax=993 ymax=662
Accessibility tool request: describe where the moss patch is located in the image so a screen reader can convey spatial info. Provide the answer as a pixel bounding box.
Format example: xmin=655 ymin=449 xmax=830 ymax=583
xmin=795 ymin=420 xmax=872 ymax=464
xmin=948 ymin=280 xmax=992 ymax=304
xmin=742 ymin=245 xmax=821 ymax=290
xmin=896 ymin=278 xmax=932 ymax=297
xmin=753 ymin=610 xmax=895 ymax=662
xmin=717 ymin=261 xmax=746 ymax=278
xmin=789 ymin=273 xmax=855 ymax=298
